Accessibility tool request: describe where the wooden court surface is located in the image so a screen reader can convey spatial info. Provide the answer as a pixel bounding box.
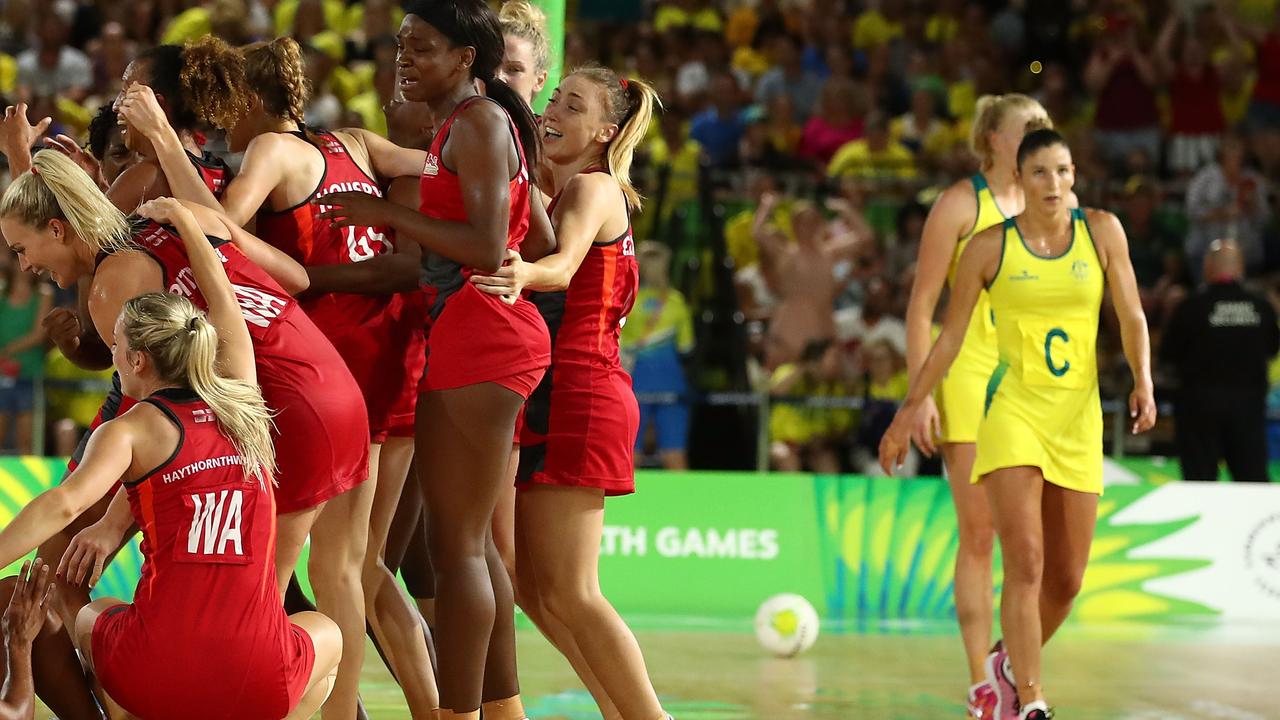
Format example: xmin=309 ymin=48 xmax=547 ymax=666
xmin=349 ymin=623 xmax=1278 ymax=719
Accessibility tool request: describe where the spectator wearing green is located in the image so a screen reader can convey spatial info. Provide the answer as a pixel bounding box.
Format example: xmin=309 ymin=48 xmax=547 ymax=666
xmin=0 ymin=253 xmax=52 ymax=454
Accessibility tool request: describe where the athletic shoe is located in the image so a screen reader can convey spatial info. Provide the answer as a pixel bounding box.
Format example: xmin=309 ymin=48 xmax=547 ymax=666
xmin=968 ymin=682 xmax=997 ymax=719
xmin=1019 ymin=700 xmax=1052 ymax=719
xmin=984 ymin=648 xmax=1019 ymax=719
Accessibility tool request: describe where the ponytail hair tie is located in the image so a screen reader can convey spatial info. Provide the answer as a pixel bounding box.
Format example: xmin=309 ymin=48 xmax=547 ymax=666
xmin=619 ymin=77 xmax=629 ymax=90
xmin=187 ymin=316 xmax=200 ymax=333
xmin=29 ymin=165 xmax=38 ymax=176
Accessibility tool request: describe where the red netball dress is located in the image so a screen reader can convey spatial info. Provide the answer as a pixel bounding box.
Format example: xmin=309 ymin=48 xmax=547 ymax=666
xmin=518 ymin=171 xmax=640 ymax=495
xmin=123 ymin=219 xmax=369 ymax=512
xmin=92 ymin=389 xmax=314 ymax=719
xmin=68 ymin=159 xmax=230 ymax=471
xmin=256 ymin=128 xmax=422 ymax=441
xmin=417 ymin=96 xmax=549 ymax=397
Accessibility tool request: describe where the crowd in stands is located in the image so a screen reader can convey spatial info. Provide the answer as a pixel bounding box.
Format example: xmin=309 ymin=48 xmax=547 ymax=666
xmin=1 ymin=0 xmax=1280 ymax=474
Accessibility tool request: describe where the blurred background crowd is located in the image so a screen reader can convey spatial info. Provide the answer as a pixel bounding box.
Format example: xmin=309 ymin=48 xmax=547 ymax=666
xmin=1 ymin=0 xmax=1279 ymax=479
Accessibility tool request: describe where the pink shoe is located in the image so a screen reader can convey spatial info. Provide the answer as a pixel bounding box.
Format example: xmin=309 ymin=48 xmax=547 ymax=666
xmin=967 ymin=682 xmax=997 ymax=719
xmin=984 ymin=648 xmax=1019 ymax=720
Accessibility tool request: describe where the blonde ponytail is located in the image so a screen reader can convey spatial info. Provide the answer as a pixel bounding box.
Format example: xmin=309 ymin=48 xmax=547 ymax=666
xmin=570 ymin=65 xmax=661 ymax=212
xmin=0 ymin=150 xmax=133 ymax=254
xmin=122 ymin=293 xmax=276 ymax=480
xmin=969 ymin=93 xmax=1052 ymax=169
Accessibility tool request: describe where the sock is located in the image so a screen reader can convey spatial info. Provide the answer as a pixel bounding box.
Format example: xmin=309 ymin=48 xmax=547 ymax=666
xmin=481 ymin=696 xmax=527 ymax=720
xmin=1020 ymin=700 xmax=1049 ymax=718
xmin=434 ymin=711 xmax=481 ymax=720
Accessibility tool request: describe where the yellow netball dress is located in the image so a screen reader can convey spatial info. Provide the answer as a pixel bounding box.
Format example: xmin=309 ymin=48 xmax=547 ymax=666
xmin=936 ymin=174 xmax=1005 ymax=443
xmin=973 ymin=208 xmax=1105 ymax=493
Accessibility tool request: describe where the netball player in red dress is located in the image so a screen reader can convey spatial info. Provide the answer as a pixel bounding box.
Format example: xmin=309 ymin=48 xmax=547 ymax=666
xmin=491 ymin=0 xmax=554 ymax=603
xmin=319 ymin=2 xmax=553 ymax=717
xmin=0 ymin=195 xmax=342 ymax=719
xmin=117 ymin=37 xmax=434 ymax=716
xmin=470 ymin=67 xmax=668 ymax=720
xmin=0 ymin=150 xmax=368 ymax=709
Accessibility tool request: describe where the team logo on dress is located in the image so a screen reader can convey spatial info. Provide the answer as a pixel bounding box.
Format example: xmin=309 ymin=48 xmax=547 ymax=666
xmin=192 ymin=408 xmax=215 ymax=424
xmin=424 ymin=153 xmax=439 ymax=177
xmin=1071 ymin=259 xmax=1089 ymax=281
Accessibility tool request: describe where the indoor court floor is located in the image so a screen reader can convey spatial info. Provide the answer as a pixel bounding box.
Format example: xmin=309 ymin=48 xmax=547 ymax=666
xmin=32 ymin=620 xmax=1276 ymax=718
xmin=348 ymin=621 xmax=1278 ymax=720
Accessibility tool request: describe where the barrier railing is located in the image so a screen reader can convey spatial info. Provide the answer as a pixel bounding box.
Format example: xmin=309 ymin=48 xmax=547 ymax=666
xmin=634 ymin=391 xmax=1188 ymax=472
xmin=5 ymin=381 xmax=1253 ymax=474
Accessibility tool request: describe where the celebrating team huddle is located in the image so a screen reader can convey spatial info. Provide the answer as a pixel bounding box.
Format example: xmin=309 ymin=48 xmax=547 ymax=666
xmin=0 ymin=1 xmax=669 ymax=718
xmin=0 ymin=0 xmax=1160 ymax=719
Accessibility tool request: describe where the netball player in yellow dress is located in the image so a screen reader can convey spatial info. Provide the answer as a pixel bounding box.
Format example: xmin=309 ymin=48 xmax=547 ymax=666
xmin=883 ymin=129 xmax=1156 ymax=720
xmin=904 ymin=93 xmax=1057 ymax=717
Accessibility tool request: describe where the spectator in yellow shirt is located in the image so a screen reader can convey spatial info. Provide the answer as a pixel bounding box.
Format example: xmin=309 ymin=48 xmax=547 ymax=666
xmin=852 ymin=2 xmax=904 ymax=49
xmin=827 ymin=112 xmax=917 ymax=180
xmin=623 ymin=242 xmax=696 ymax=470
xmin=654 ymin=0 xmax=724 ymax=35
xmin=891 ymin=88 xmax=952 ymax=165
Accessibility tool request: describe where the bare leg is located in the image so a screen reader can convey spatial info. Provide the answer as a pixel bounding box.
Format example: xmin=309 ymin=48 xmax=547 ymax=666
xmin=418 ymin=385 xmax=523 ymax=714
xmin=520 ymin=485 xmax=665 ymax=720
xmin=942 ymin=442 xmax=996 ymax=684
xmin=14 ymin=410 xmax=34 ymax=455
xmin=275 ymin=505 xmax=324 ymax=597
xmin=363 ymin=437 xmax=438 ymax=715
xmin=493 ymin=446 xmax=519 ymax=591
xmin=54 ymin=420 xmax=81 ymax=457
xmin=74 ymin=598 xmax=136 ymax=720
xmin=309 ymin=479 xmax=377 ymax=719
xmin=983 ymin=466 xmax=1046 ymax=708
xmin=284 ymin=611 xmax=345 ymax=720
xmin=658 ymin=450 xmax=687 ymax=470
xmin=1038 ymin=483 xmax=1098 ymax=643
xmin=514 ymin=498 xmax=622 ymax=720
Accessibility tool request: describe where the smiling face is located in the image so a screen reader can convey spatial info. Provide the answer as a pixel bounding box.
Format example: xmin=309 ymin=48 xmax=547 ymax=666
xmin=396 ymin=14 xmax=472 ymax=103
xmin=539 ymin=74 xmax=617 ymax=165
xmin=0 ymin=216 xmax=88 ymax=288
xmin=1017 ymin=142 xmax=1075 ymax=212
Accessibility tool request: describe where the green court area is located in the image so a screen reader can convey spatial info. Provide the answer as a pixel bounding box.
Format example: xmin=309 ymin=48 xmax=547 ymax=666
xmin=352 ymin=623 xmax=1275 ymax=719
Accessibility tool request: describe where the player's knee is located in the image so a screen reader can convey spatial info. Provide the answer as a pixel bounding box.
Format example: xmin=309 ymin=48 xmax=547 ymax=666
xmin=1040 ymin=568 xmax=1084 ymax=606
xmin=1000 ymin=537 xmax=1044 ymax=587
xmin=956 ymin=520 xmax=996 ymax=558
xmin=308 ymin=551 xmax=362 ymax=595
xmin=539 ymin=583 xmax=598 ymax=625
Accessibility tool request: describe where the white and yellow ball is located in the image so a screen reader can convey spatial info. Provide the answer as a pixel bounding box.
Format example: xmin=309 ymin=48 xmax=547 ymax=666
xmin=754 ymin=593 xmax=819 ymax=658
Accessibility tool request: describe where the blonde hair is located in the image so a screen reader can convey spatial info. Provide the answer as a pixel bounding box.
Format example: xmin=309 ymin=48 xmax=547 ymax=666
xmin=122 ymin=293 xmax=276 ymax=480
xmin=568 ymin=65 xmax=661 ymax=212
xmin=0 ymin=150 xmax=134 ymax=254
xmin=969 ymin=93 xmax=1052 ymax=168
xmin=243 ymin=37 xmax=309 ymax=125
xmin=499 ymin=1 xmax=550 ymax=74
